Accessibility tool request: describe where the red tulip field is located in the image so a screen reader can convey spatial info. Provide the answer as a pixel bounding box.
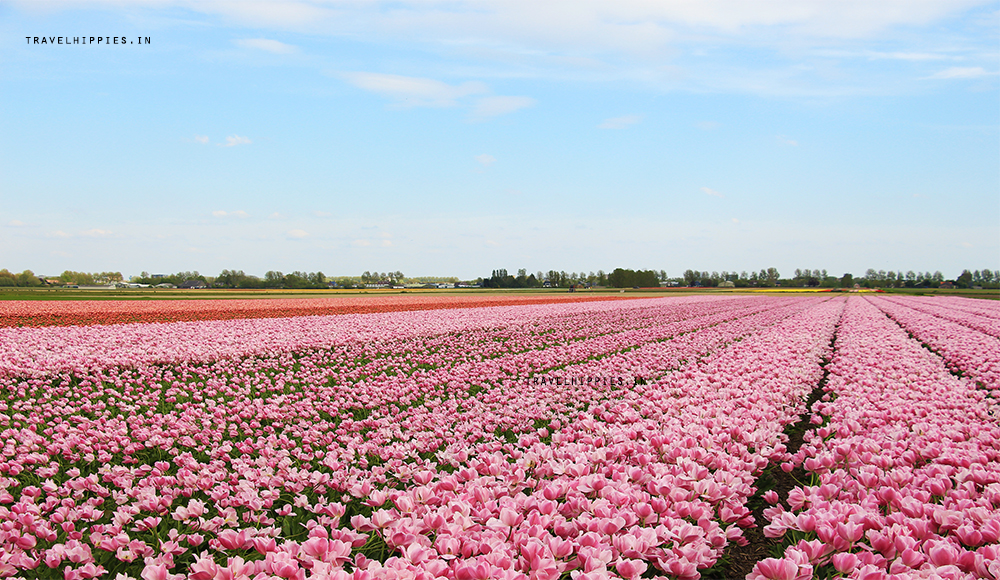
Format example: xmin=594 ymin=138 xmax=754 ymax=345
xmin=0 ymin=294 xmax=996 ymax=579
xmin=0 ymin=294 xmax=640 ymax=329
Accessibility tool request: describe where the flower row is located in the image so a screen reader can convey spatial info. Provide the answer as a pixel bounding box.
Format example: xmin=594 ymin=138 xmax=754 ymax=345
xmin=754 ymin=296 xmax=1000 ymax=580
xmin=875 ymin=296 xmax=1000 ymax=339
xmin=0 ymin=294 xmax=639 ymax=329
xmin=867 ymin=296 xmax=1000 ymax=394
xmin=0 ymin=295 xmax=843 ymax=579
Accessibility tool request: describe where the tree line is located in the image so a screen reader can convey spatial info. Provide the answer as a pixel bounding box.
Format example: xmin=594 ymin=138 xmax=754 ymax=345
xmin=482 ymin=267 xmax=999 ymax=289
xmin=482 ymin=268 xmax=665 ymax=288
xmin=679 ymin=268 xmax=998 ymax=289
xmin=0 ymin=269 xmax=124 ymax=287
xmin=1 ymin=266 xmax=997 ymax=290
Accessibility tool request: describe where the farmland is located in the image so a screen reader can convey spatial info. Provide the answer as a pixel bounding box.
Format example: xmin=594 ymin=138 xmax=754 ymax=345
xmin=0 ymin=294 xmax=996 ymax=579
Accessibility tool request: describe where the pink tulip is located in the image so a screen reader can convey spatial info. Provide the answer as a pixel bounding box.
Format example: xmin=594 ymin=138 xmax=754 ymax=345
xmin=749 ymin=558 xmax=799 ymax=580
xmin=614 ymin=559 xmax=647 ymax=579
xmin=830 ymin=552 xmax=858 ymax=573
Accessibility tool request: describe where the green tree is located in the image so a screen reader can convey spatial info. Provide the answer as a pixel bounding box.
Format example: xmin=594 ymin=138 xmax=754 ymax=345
xmin=16 ymin=270 xmax=42 ymax=287
xmin=264 ymin=271 xmax=284 ymax=288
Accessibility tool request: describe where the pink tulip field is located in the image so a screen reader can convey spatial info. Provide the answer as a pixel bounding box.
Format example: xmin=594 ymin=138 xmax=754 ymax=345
xmin=0 ymin=294 xmax=996 ymax=580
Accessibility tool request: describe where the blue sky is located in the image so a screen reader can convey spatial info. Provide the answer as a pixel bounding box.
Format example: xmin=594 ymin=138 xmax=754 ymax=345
xmin=1 ymin=1 xmax=997 ymax=280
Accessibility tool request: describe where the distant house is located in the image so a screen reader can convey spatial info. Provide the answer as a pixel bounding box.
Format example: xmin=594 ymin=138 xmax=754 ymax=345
xmin=179 ymin=280 xmax=206 ymax=289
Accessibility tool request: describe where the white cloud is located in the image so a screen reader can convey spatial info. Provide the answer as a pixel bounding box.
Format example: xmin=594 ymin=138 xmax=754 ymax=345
xmin=80 ymin=229 xmax=112 ymax=237
xmin=340 ymin=72 xmax=488 ymax=107
xmin=212 ymin=210 xmax=249 ymax=218
xmin=867 ymin=51 xmax=951 ymax=61
xmin=925 ymin=66 xmax=996 ymax=79
xmin=7 ymin=220 xmax=25 ymax=227
xmin=222 ymin=135 xmax=252 ymax=147
xmin=598 ymin=115 xmax=641 ymax=129
xmin=732 ymin=218 xmax=740 ymax=223
xmin=313 ymin=210 xmax=333 ymax=217
xmin=381 ymin=239 xmax=393 ymax=247
xmin=471 ymin=96 xmax=535 ymax=118
xmin=475 ymin=154 xmax=496 ymax=166
xmin=153 ymin=0 xmax=989 ymax=51
xmin=269 ymin=212 xmax=285 ymax=219
xmin=351 ymin=239 xmax=372 ymax=247
xmin=11 ymin=2 xmax=992 ymax=83
xmin=287 ymin=229 xmax=309 ymax=239
xmin=48 ymin=230 xmax=71 ymax=238
xmin=194 ymin=135 xmax=209 ymax=144
xmin=777 ymin=135 xmax=799 ymax=146
xmin=701 ymin=187 xmax=724 ymax=198
xmin=234 ymin=38 xmax=297 ymax=54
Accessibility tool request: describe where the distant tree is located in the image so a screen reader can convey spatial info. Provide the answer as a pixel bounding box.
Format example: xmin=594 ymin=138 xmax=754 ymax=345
xmin=60 ymin=271 xmax=95 ymax=285
xmin=841 ymin=273 xmax=854 ymax=288
xmin=484 ymin=268 xmax=517 ymax=288
xmin=608 ymin=268 xmax=626 ymax=288
xmin=16 ymin=270 xmax=42 ymax=287
xmin=956 ymin=270 xmax=973 ymax=288
xmin=608 ymin=268 xmax=660 ymax=288
xmin=264 ymin=271 xmax=284 ymax=288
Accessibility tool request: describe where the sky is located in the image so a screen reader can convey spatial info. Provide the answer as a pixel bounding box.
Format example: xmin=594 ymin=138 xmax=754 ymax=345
xmin=1 ymin=0 xmax=998 ymax=280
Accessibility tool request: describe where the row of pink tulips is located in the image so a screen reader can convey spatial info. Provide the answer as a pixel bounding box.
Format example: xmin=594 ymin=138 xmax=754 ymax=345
xmin=0 ymin=295 xmax=843 ymax=579
xmin=0 ymin=295 xmax=758 ymax=379
xmin=873 ymin=296 xmax=1000 ymax=339
xmin=900 ymin=296 xmax=1000 ymax=321
xmin=753 ymin=296 xmax=999 ymax=580
xmin=867 ymin=296 xmax=1000 ymax=394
